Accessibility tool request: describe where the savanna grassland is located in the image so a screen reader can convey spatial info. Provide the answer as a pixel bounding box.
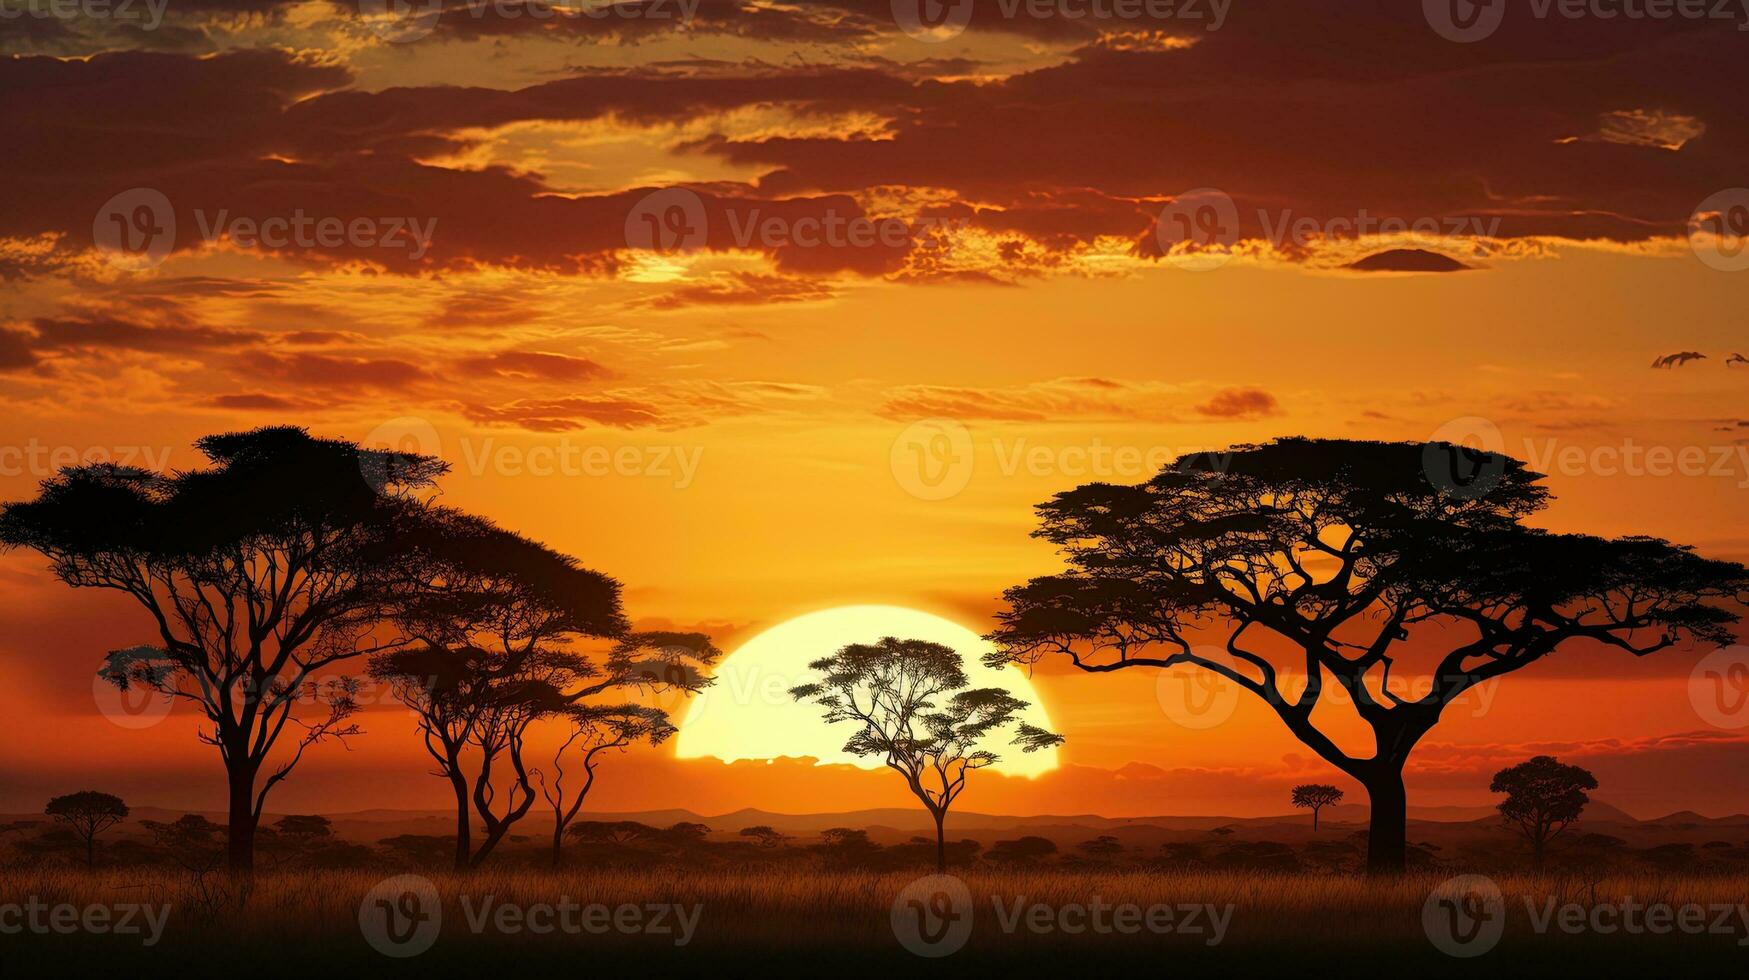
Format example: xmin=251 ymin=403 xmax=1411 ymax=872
xmin=4 ymin=867 xmax=1746 ymax=978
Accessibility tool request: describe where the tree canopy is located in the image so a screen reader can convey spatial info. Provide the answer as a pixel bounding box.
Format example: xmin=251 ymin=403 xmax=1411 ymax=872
xmin=988 ymin=438 xmax=1748 ymax=872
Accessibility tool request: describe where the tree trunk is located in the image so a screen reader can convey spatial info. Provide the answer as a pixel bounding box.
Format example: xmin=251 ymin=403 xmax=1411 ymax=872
xmin=85 ymin=835 xmax=95 ymax=868
xmin=449 ymin=768 xmax=472 ymax=872
xmin=1312 ymin=807 xmax=1320 ymax=832
xmin=933 ymin=810 xmax=947 ymax=873
xmin=225 ymin=760 xmax=259 ymax=875
xmin=551 ymin=821 xmax=565 ymax=869
xmin=1364 ymin=768 xmax=1407 ymax=876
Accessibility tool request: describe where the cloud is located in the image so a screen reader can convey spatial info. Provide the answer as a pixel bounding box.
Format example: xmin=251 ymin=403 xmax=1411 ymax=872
xmin=1195 ymin=387 xmax=1279 ymax=420
xmin=456 ymin=350 xmax=613 ymax=382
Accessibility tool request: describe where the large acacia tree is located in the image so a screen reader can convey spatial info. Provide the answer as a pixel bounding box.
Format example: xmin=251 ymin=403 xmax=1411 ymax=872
xmin=0 ymin=427 xmax=444 ymax=873
xmin=371 ymin=510 xmax=718 ymax=869
xmin=988 ymin=438 xmax=1748 ymax=874
xmin=790 ymin=637 xmax=1062 ymax=872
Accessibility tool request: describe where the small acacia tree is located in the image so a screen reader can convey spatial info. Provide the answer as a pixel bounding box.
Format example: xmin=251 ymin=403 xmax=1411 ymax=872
xmin=789 ymin=636 xmax=1063 ymax=872
xmin=371 ymin=509 xmax=717 ymax=869
xmin=45 ymin=791 xmax=128 ymax=868
xmin=989 ymin=438 xmax=1748 ymax=874
xmin=1 ymin=427 xmax=444 ymax=874
xmin=541 ymin=702 xmax=676 ymax=867
xmin=1291 ymin=784 xmax=1345 ymax=830
xmin=1492 ymin=755 xmax=1597 ymax=868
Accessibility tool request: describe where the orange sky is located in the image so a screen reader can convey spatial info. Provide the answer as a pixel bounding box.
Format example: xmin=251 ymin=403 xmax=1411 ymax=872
xmin=2 ymin=1 xmax=1747 ymax=819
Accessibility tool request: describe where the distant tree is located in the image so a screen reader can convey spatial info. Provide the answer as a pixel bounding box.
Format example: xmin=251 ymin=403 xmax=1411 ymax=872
xmin=44 ymin=791 xmax=128 ymax=868
xmin=1209 ymin=826 xmax=1235 ymax=838
xmin=790 ymin=636 xmax=1063 ymax=872
xmin=0 ymin=427 xmax=445 ymax=874
xmin=740 ymin=825 xmax=792 ymax=848
xmin=376 ymin=834 xmax=455 ymax=867
xmin=815 ymin=827 xmax=881 ymax=867
xmin=141 ymin=814 xmax=226 ymax=873
xmin=1078 ymin=834 xmax=1123 ymax=857
xmin=989 ymin=438 xmax=1749 ymax=873
xmin=986 ymin=835 xmax=1057 ymax=866
xmin=266 ymin=814 xmax=334 ymax=868
xmin=1491 ymin=755 xmax=1598 ymax=868
xmin=1291 ymin=784 xmax=1345 ymax=830
xmin=567 ymin=820 xmax=658 ymax=847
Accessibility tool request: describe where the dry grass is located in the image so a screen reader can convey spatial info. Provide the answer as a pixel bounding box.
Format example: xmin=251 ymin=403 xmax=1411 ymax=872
xmin=3 ymin=866 xmax=1746 ymax=976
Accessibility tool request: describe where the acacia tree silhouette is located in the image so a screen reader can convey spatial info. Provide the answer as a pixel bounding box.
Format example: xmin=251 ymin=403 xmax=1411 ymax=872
xmin=0 ymin=427 xmax=444 ymax=874
xmin=371 ymin=510 xmax=716 ymax=870
xmin=44 ymin=791 xmax=128 ymax=868
xmin=1291 ymin=784 xmax=1345 ymax=830
xmin=541 ymin=701 xmax=676 ymax=868
xmin=789 ymin=637 xmax=1063 ymax=872
xmin=988 ymin=438 xmax=1748 ymax=875
xmin=1492 ymin=755 xmax=1597 ymax=869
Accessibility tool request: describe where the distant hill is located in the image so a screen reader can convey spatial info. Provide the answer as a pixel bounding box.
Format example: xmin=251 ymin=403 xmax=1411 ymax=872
xmin=10 ymin=798 xmax=1740 ymax=850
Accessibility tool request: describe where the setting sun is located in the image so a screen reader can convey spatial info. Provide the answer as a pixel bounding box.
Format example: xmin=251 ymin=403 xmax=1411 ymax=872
xmin=674 ymin=605 xmax=1060 ymax=778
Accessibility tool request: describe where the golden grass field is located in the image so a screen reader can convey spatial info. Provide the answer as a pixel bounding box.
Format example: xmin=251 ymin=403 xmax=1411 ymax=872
xmin=3 ymin=867 xmax=1747 ymax=976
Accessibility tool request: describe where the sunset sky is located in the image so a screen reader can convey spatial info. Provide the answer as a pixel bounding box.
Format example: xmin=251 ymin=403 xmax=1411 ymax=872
xmin=2 ymin=0 xmax=1747 ymax=821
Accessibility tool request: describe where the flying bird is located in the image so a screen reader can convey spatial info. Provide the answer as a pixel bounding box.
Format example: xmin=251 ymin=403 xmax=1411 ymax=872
xmin=1727 ymin=353 xmax=1748 ymax=367
xmin=1652 ymin=351 xmax=1708 ymax=369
